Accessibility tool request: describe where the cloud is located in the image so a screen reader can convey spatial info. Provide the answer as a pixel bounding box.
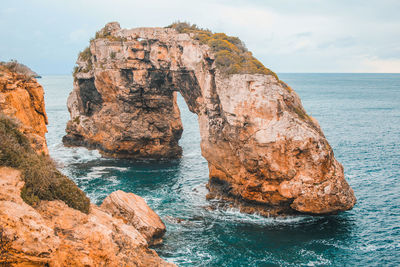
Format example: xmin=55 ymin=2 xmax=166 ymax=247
xmin=362 ymin=57 xmax=400 ymax=73
xmin=1 ymin=0 xmax=399 ymax=73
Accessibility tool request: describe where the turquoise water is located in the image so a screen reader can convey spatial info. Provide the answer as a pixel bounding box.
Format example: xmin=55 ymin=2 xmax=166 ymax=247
xmin=41 ymin=74 xmax=400 ymax=266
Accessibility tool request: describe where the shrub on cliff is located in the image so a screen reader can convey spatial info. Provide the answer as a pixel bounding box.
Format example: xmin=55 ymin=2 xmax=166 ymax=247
xmin=73 ymin=47 xmax=93 ymax=75
xmin=0 ymin=60 xmax=40 ymax=78
xmin=79 ymin=47 xmax=92 ymax=62
xmin=94 ymin=30 xmax=127 ymax=42
xmin=167 ymin=22 xmax=278 ymax=78
xmin=0 ymin=116 xmax=90 ymax=214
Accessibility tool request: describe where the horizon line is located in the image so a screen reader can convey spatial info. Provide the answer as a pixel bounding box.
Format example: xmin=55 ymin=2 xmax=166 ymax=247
xmin=38 ymin=72 xmax=400 ymax=76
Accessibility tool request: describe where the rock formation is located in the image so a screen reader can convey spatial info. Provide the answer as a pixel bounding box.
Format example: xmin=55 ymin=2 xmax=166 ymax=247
xmin=64 ymin=22 xmax=356 ymax=215
xmin=0 ymin=64 xmax=48 ymax=154
xmin=0 ymin=60 xmax=41 ymax=78
xmin=0 ymin=63 xmax=173 ymax=266
xmin=0 ymin=167 xmax=174 ymax=266
xmin=101 ymin=190 xmax=166 ymax=246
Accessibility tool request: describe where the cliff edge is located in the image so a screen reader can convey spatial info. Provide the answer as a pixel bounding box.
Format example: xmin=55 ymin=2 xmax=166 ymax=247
xmin=0 ymin=64 xmax=48 ymax=154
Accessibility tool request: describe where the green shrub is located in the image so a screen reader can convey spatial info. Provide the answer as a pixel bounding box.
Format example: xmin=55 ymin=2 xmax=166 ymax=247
xmin=0 ymin=116 xmax=90 ymax=214
xmin=167 ymin=22 xmax=278 ymax=78
xmin=79 ymin=47 xmax=92 ymax=62
xmin=73 ymin=46 xmax=93 ymax=75
xmin=73 ymin=28 xmax=126 ymax=75
xmin=0 ymin=60 xmax=39 ymax=79
xmin=94 ymin=30 xmax=127 ymax=42
xmin=72 ymin=65 xmax=79 ymax=75
xmin=73 ymin=116 xmax=80 ymax=124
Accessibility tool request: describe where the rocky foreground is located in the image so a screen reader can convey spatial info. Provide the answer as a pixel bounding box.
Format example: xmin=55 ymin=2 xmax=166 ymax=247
xmin=0 ymin=168 xmax=172 ymax=266
xmin=64 ymin=22 xmax=356 ymax=215
xmin=0 ymin=65 xmax=174 ymax=266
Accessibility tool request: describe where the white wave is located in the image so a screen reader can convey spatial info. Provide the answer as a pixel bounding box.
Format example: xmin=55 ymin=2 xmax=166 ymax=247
xmin=207 ymin=206 xmax=313 ymax=226
xmin=49 ymin=143 xmax=101 ymax=165
xmin=299 ymin=249 xmax=331 ymax=266
xmin=90 ymin=166 xmax=129 ymax=172
xmin=360 ymin=244 xmax=378 ymax=252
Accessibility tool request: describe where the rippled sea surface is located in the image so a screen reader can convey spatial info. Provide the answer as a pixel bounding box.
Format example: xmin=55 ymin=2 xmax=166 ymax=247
xmin=41 ymin=74 xmax=400 ymax=266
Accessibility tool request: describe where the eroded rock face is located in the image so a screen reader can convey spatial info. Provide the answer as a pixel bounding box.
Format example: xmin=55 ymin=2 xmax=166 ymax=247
xmin=0 ymin=66 xmax=48 ymax=154
xmin=101 ymin=190 xmax=166 ymax=245
xmin=64 ymin=22 xmax=356 ymax=215
xmin=0 ymin=167 xmax=174 ymax=266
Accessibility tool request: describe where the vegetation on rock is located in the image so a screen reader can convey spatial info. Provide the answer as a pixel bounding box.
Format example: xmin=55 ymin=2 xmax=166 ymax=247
xmin=0 ymin=228 xmax=14 ymax=264
xmin=167 ymin=22 xmax=278 ymax=77
xmin=94 ymin=30 xmax=127 ymax=42
xmin=73 ymin=46 xmax=93 ymax=75
xmin=73 ymin=27 xmax=128 ymax=75
xmin=79 ymin=46 xmax=92 ymax=62
xmin=0 ymin=60 xmax=40 ymax=78
xmin=0 ymin=115 xmax=90 ymax=213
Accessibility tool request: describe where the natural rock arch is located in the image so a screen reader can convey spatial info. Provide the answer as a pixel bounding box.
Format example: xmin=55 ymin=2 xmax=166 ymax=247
xmin=64 ymin=22 xmax=356 ymax=215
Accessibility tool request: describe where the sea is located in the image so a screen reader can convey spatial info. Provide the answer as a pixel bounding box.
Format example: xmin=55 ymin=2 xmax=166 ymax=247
xmin=41 ymin=73 xmax=400 ymax=266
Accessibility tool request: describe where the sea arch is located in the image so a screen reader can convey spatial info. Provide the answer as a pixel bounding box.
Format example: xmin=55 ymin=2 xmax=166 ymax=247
xmin=63 ymin=22 xmax=356 ymax=215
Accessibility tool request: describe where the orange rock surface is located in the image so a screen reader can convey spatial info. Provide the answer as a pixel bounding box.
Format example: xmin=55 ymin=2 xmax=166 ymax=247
xmin=101 ymin=190 xmax=166 ymax=245
xmin=0 ymin=66 xmax=48 ymax=154
xmin=64 ymin=22 xmax=356 ymax=215
xmin=0 ymin=67 xmax=174 ymax=265
xmin=0 ymin=167 xmax=175 ymax=266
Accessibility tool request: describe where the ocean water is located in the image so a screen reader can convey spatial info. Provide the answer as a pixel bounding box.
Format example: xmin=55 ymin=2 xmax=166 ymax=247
xmin=41 ymin=74 xmax=400 ymax=266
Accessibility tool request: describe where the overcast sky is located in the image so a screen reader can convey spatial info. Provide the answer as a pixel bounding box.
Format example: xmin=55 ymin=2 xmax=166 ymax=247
xmin=1 ymin=0 xmax=399 ymax=74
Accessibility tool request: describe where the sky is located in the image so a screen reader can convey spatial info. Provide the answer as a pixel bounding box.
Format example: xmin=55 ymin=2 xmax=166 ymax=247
xmin=1 ymin=0 xmax=399 ymax=75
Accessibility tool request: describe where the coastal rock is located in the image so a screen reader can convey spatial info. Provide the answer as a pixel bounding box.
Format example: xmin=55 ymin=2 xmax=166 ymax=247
xmin=64 ymin=22 xmax=356 ymax=215
xmin=0 ymin=60 xmax=41 ymax=78
xmin=0 ymin=65 xmax=48 ymax=154
xmin=101 ymin=190 xmax=166 ymax=245
xmin=0 ymin=167 xmax=174 ymax=266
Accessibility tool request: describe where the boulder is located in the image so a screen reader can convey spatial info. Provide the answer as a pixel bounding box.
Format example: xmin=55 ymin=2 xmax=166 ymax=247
xmin=101 ymin=190 xmax=166 ymax=245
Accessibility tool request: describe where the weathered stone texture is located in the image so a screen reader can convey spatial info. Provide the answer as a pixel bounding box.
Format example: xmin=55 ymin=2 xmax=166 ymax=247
xmin=0 ymin=167 xmax=174 ymax=266
xmin=0 ymin=67 xmax=48 ymax=154
xmin=64 ymin=22 xmax=356 ymax=215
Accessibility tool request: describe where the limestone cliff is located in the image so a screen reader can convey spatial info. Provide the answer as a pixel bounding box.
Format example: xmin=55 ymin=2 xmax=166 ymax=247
xmin=0 ymin=60 xmax=41 ymax=78
xmin=0 ymin=64 xmax=174 ymax=266
xmin=0 ymin=167 xmax=174 ymax=266
xmin=64 ymin=22 xmax=356 ymax=215
xmin=0 ymin=64 xmax=48 ymax=154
